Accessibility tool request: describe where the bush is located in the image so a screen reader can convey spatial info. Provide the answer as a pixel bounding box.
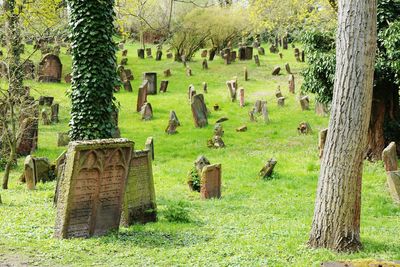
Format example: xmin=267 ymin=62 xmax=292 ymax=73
xmin=164 ymin=200 xmax=192 ymax=223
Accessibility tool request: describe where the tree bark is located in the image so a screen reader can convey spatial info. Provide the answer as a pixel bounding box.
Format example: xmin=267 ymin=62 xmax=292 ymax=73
xmin=309 ymin=0 xmax=377 ymax=252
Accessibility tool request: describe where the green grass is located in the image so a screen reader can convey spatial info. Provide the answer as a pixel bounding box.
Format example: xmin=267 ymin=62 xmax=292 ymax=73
xmin=0 ymin=42 xmax=399 ymax=266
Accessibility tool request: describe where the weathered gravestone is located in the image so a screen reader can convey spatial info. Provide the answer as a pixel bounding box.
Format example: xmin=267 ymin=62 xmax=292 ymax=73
xmin=300 ymin=96 xmax=310 ymax=110
xmin=319 ymin=128 xmax=328 ymax=159
xmin=166 ymin=52 xmax=173 ymax=59
xmin=186 ymin=67 xmax=192 ymax=76
xmin=245 ymin=46 xmax=253 ymax=60
xmin=121 ymin=149 xmax=157 ymax=226
xmin=23 ymin=60 xmax=36 ymax=79
xmin=156 ymin=50 xmax=162 ymax=61
xmin=279 ymin=52 xmax=283 ymax=59
xmin=285 ymin=63 xmax=292 ymax=74
xmin=261 ymin=102 xmax=269 ymax=123
xmin=230 ymin=51 xmax=237 ymax=62
xmin=275 ymin=87 xmax=283 ymax=98
xmin=238 ymin=46 xmax=246 ymax=60
xmin=120 ymin=58 xmax=128 ymax=66
xmin=123 ymin=80 xmax=133 ymax=92
xmin=164 ymin=69 xmax=171 ymax=77
xmin=188 ymin=85 xmax=196 ymax=102
xmin=272 ymin=66 xmax=281 ymax=76
xmin=39 ymin=96 xmax=54 ymax=106
xmin=143 ymin=72 xmax=157 ymax=95
xmin=54 ymin=139 xmax=133 ymax=239
xmin=165 ymin=111 xmax=180 ymax=135
xmin=209 ymin=48 xmax=216 ymax=61
xmin=51 ymin=103 xmax=59 ymax=123
xmin=226 ymin=80 xmax=238 ymax=102
xmin=259 ymin=158 xmax=277 ymax=179
xmin=137 ymin=80 xmax=148 ymax=112
xmin=57 ymin=132 xmax=70 ymax=147
xmin=17 ymin=116 xmax=39 ymax=156
xmin=146 ymin=48 xmax=152 ymax=58
xmin=288 ymin=74 xmax=295 ymax=94
xmin=254 ymin=55 xmax=260 ymax=67
xmin=239 ymin=88 xmax=245 ymax=107
xmin=282 ymin=37 xmax=288 ymax=49
xmin=315 ymin=101 xmax=330 ymax=116
xmin=141 ymin=103 xmax=153 ymax=121
xmin=159 ymin=80 xmax=169 ymax=93
xmin=277 ymin=97 xmax=285 ymax=107
xmin=258 ymin=47 xmax=265 ymax=55
xmin=202 ymin=59 xmax=208 ymax=70
xmin=224 ymin=48 xmax=231 ymax=65
xmin=201 ymin=164 xmax=222 ymax=199
xmin=382 ymin=142 xmax=400 ymax=203
xmin=137 ymin=49 xmax=145 ymax=59
xmin=38 ymin=54 xmax=62 ymax=82
xmin=244 ymin=67 xmax=249 ymax=81
xmin=41 ymin=109 xmax=50 ymax=125
xmin=122 ymin=49 xmax=128 ymax=57
xmin=145 ymin=137 xmax=154 ymax=161
xmin=191 ymin=94 xmax=208 ymax=128
xmin=24 ymin=156 xmax=36 ymax=190
xmin=23 ymin=156 xmax=52 ymax=189
xmin=298 ymin=122 xmax=312 ymax=135
xmin=294 ymin=48 xmax=301 ymax=62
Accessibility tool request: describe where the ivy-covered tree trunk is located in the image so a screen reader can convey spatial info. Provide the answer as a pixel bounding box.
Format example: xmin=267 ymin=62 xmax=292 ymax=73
xmin=68 ymin=0 xmax=118 ymax=141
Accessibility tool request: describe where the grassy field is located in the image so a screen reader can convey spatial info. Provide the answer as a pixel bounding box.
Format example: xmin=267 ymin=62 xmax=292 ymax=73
xmin=0 ymin=42 xmax=399 ymax=266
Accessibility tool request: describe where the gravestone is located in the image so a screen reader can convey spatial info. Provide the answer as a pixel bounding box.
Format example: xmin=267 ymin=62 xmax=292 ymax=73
xmin=259 ymin=158 xmax=277 ymax=179
xmin=258 ymin=47 xmax=265 ymax=55
xmin=57 ymin=132 xmax=70 ymax=147
xmin=64 ymin=73 xmax=72 ymax=83
xmin=39 ymin=96 xmax=54 ymax=106
xmin=23 ymin=60 xmax=35 ymax=79
xmin=164 ymin=69 xmax=171 ymax=77
xmin=141 ymin=103 xmax=153 ymax=121
xmin=123 ymin=80 xmax=132 ymax=92
xmin=285 ymin=63 xmax=292 ymax=74
xmin=200 ymin=164 xmax=221 ymax=199
xmin=298 ymin=122 xmax=312 ymax=135
xmin=51 ymin=103 xmax=59 ymax=123
xmin=261 ymin=102 xmax=269 ymax=123
xmin=319 ymin=128 xmax=328 ymax=159
xmin=202 ymin=59 xmax=208 ymax=70
xmin=41 ymin=109 xmax=51 ymax=125
xmin=203 ymin=82 xmax=208 ymax=93
xmin=245 ymin=46 xmax=253 ymax=60
xmin=201 ymin=50 xmax=208 ymax=58
xmin=166 ymin=52 xmax=173 ymax=59
xmin=282 ymin=37 xmax=288 ymax=49
xmin=122 ymin=49 xmax=128 ymax=57
xmin=224 ymin=48 xmax=231 ymax=65
xmin=165 ymin=111 xmax=180 ymax=135
xmin=186 ymin=67 xmax=192 ymax=76
xmin=269 ymin=45 xmax=277 ymax=54
xmin=120 ymin=58 xmax=128 ymax=65
xmin=191 ymin=94 xmax=208 ymax=128
xmin=382 ymin=142 xmax=398 ymax=172
xmin=17 ymin=114 xmax=39 ymax=156
xmin=38 ymin=54 xmax=62 ymax=82
xmin=249 ymin=108 xmax=257 ymax=122
xmin=272 ymin=66 xmax=281 ymax=76
xmin=236 ymin=125 xmax=247 ymax=132
xmin=387 ymin=171 xmax=400 ymax=203
xmin=239 ymin=88 xmax=245 ymax=107
xmin=300 ymin=96 xmax=310 ymax=110
xmin=146 ymin=48 xmax=152 ymax=58
xmin=145 ymin=137 xmax=154 ymax=161
xmin=244 ymin=67 xmax=249 ymax=81
xmin=121 ymin=149 xmax=157 ymax=226
xmin=238 ymin=46 xmax=246 ymax=60
xmin=24 ymin=156 xmax=36 ymax=190
xmin=188 ymin=85 xmax=196 ymax=102
xmin=214 ymin=123 xmax=224 ymax=137
xmin=279 ymin=53 xmax=283 ymax=59
xmin=156 ymin=50 xmax=162 ymax=61
xmin=254 ymin=55 xmax=260 ymax=67
xmin=137 ymin=80 xmax=148 ymax=112
xmin=294 ymin=48 xmax=300 ymax=62
xmin=159 ymin=80 xmax=169 ymax=93
xmin=275 ymin=87 xmax=283 ymax=98
xmin=213 ymin=104 xmax=220 ymax=111
xmin=216 ymin=117 xmax=228 ymax=123
xmin=301 ymin=50 xmax=305 ymax=62
xmin=143 ymin=72 xmax=157 ymax=95
xmin=54 ymin=139 xmax=133 ymax=239
xmin=226 ymin=80 xmax=237 ymax=102
xmin=230 ymin=51 xmax=237 ymax=62
xmin=288 ymin=74 xmax=295 ymax=94
xmin=277 ymin=97 xmax=285 ymax=107
xmin=209 ymin=48 xmax=216 ymax=61
xmin=137 ymin=49 xmax=145 ymax=59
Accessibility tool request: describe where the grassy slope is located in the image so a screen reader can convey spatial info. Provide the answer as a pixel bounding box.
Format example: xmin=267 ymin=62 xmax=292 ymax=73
xmin=0 ymin=43 xmax=399 ymax=267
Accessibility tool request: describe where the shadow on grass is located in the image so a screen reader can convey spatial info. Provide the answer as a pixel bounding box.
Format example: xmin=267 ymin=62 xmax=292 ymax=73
xmin=362 ymin=237 xmax=400 ymax=257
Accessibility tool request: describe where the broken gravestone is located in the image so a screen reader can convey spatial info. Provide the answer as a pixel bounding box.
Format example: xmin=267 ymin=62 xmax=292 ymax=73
xmin=121 ymin=149 xmax=157 ymax=226
xmin=23 ymin=156 xmax=53 ymax=190
xmin=259 ymin=158 xmax=277 ymax=179
xmin=159 ymin=80 xmax=169 ymax=93
xmin=165 ymin=111 xmax=180 ymax=135
xmin=226 ymin=80 xmax=238 ymax=102
xmin=54 ymin=139 xmax=133 ymax=239
xmin=272 ymin=66 xmax=281 ymax=76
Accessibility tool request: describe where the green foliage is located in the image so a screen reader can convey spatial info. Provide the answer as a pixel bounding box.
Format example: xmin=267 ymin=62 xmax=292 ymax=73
xmin=301 ymin=30 xmax=336 ymax=104
xmin=67 ymin=0 xmax=118 ymax=140
xmin=187 ymin=166 xmax=201 ymax=192
xmin=164 ymin=200 xmax=191 ymax=223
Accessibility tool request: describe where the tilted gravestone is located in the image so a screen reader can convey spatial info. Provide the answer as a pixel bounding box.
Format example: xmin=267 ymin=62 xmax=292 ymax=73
xmin=122 ymin=49 xmax=128 ymax=57
xmin=17 ymin=116 xmax=39 ymax=156
xmin=121 ymin=149 xmax=157 ymax=226
xmin=54 ymin=139 xmax=133 ymax=239
xmin=165 ymin=111 xmax=180 ymax=135
xmin=143 ymin=72 xmax=157 ymax=95
xmin=259 ymin=158 xmax=277 ymax=179
xmin=300 ymin=96 xmax=310 ymax=111
xmin=188 ymin=85 xmax=196 ymax=102
xmin=120 ymin=58 xmax=128 ymax=66
xmin=254 ymin=55 xmax=260 ymax=67
xmin=285 ymin=63 xmax=292 ymax=74
xmin=202 ymin=59 xmax=208 ymax=70
xmin=226 ymin=80 xmax=237 ymax=102
xmin=141 ymin=103 xmax=153 ymax=121
xmin=277 ymin=97 xmax=285 ymax=107
xmin=137 ymin=80 xmax=148 ymax=112
xmin=272 ymin=66 xmax=281 ymax=76
xmin=123 ymin=80 xmax=132 ymax=92
xmin=200 ymin=164 xmax=221 ymax=199
xmin=38 ymin=54 xmax=62 ymax=82
xmin=258 ymin=47 xmax=265 ymax=55
xmin=159 ymin=80 xmax=169 ymax=93
xmin=191 ymin=94 xmax=208 ymax=128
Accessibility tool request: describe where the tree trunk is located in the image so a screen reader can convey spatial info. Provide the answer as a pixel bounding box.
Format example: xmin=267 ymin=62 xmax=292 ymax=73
xmin=309 ymin=0 xmax=377 ymax=252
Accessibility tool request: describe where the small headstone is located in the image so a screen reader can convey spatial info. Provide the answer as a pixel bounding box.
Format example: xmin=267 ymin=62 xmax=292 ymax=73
xmin=285 ymin=63 xmax=292 ymax=74
xmin=279 ymin=53 xmax=283 ymax=59
xmin=146 ymin=48 xmax=152 ymax=58
xmin=213 ymin=104 xmax=220 ymax=111
xmin=239 ymin=87 xmax=245 ymax=107
xmin=123 ymin=80 xmax=133 ymax=92
xmin=143 ymin=72 xmax=157 ymax=95
xmin=24 ymin=156 xmax=36 ymax=190
xmin=141 ymin=103 xmax=153 ymax=121
xmin=254 ymin=100 xmax=266 ymax=113
xmin=191 ymin=94 xmax=208 ymax=128
xmin=245 ymin=46 xmax=253 ymax=60
xmin=203 ymin=82 xmax=208 ymax=93
xmin=164 ymin=69 xmax=171 ymax=77
xmin=137 ymin=49 xmax=145 ymax=59
xmin=254 ymin=55 xmax=260 ymax=67
xmin=238 ymin=46 xmax=246 ymax=60
xmin=207 ymin=135 xmax=225 ymax=149
xmin=275 ymin=87 xmax=283 ymax=98
xmin=186 ymin=67 xmax=192 ymax=77
xmin=17 ymin=116 xmax=39 ymax=156
xmin=300 ymin=96 xmax=310 ymax=110
xmin=57 ymin=132 xmax=70 ymax=147
xmin=156 ymin=50 xmax=162 ymax=61
xmin=38 ymin=54 xmax=62 ymax=82
xmin=137 ymin=80 xmax=148 ymax=112
xmin=214 ymin=123 xmax=224 ymax=137
xmin=200 ymin=164 xmax=221 ymax=199
xmin=64 ymin=73 xmax=72 ymax=83
xmin=259 ymin=158 xmax=277 ymax=179
xmin=294 ymin=48 xmax=301 ymax=62
xmin=301 ymin=50 xmax=305 ymax=62
xmin=51 ymin=103 xmax=59 ymax=123
xmin=165 ymin=111 xmax=180 ymax=135
xmin=120 ymin=57 xmax=128 ymax=65
xmin=202 ymin=59 xmax=208 ymax=70
xmin=277 ymin=97 xmax=285 ymax=107
xmin=226 ymin=80 xmax=237 ymax=102
xmin=224 ymin=48 xmax=231 ymax=65
xmin=159 ymin=80 xmax=169 ymax=93
xmin=236 ymin=125 xmax=247 ymax=132
xmin=272 ymin=66 xmax=281 ymax=76
xmin=298 ymin=122 xmax=312 ymax=135
xmin=188 ymin=85 xmax=196 ymax=102
xmin=145 ymin=137 xmax=154 ymax=161
xmin=258 ymin=47 xmax=265 ymax=56
xmin=122 ymin=49 xmax=128 ymax=57
xmin=230 ymin=51 xmax=237 ymax=62
xmin=288 ymin=74 xmax=295 ymax=94
xmin=319 ymin=128 xmax=328 ymax=159
xmin=209 ymin=48 xmax=216 ymax=61
xmin=244 ymin=67 xmax=249 ymax=81
xmin=54 ymin=139 xmax=133 ymax=239
xmin=382 ymin=142 xmax=398 ymax=172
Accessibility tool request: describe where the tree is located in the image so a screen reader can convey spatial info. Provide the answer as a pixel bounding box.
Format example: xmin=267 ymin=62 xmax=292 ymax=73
xmin=68 ymin=0 xmax=118 ymax=141
xmin=308 ymin=0 xmax=377 ymax=252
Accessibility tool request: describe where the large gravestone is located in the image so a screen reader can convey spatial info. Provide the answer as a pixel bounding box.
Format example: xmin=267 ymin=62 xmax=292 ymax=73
xmin=200 ymin=164 xmax=221 ymax=199
xmin=38 ymin=54 xmax=62 ymax=82
xmin=191 ymin=94 xmax=208 ymax=128
xmin=121 ymin=149 xmax=157 ymax=226
xmin=54 ymin=139 xmax=133 ymax=239
xmin=137 ymin=80 xmax=148 ymax=112
xmin=143 ymin=72 xmax=157 ymax=95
